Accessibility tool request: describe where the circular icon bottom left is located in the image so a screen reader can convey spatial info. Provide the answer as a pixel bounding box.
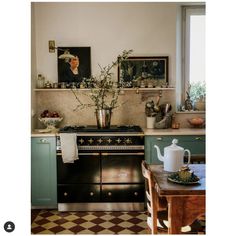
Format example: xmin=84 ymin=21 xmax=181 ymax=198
xmin=4 ymin=221 xmax=15 ymax=233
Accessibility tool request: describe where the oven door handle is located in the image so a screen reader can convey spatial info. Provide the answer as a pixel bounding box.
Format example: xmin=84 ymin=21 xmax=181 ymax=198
xmin=57 ymin=152 xmax=100 ymax=156
xmin=101 ymin=152 xmax=144 ymax=156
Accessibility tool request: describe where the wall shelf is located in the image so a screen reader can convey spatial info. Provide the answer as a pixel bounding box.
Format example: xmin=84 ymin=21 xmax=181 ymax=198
xmin=34 ymin=87 xmax=175 ymax=92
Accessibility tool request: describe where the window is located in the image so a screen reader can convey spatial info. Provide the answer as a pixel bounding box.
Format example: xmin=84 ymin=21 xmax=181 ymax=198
xmin=182 ymin=6 xmax=205 ymax=110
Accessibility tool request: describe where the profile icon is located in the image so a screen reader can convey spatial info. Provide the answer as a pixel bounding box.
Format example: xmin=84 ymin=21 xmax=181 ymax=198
xmin=4 ymin=221 xmax=15 ymax=232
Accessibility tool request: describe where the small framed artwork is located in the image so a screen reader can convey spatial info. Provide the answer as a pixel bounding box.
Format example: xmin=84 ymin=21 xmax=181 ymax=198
xmin=118 ymin=56 xmax=168 ymax=88
xmin=57 ymin=47 xmax=91 ymax=83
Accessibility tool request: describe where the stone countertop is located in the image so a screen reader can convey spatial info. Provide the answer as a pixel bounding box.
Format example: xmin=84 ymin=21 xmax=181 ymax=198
xmin=32 ymin=128 xmax=205 ymax=137
xmin=143 ymin=128 xmax=205 ymax=136
xmin=31 ymin=129 xmax=58 ymax=137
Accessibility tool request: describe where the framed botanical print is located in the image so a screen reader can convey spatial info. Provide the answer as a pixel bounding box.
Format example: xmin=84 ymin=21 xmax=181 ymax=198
xmin=118 ymin=56 xmax=168 ymax=88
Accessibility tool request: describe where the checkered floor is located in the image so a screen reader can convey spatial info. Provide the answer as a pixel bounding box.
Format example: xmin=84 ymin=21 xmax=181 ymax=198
xmin=31 ymin=210 xmax=148 ymax=234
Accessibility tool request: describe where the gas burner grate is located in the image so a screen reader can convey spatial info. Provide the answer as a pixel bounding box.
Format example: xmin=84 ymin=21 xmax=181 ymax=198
xmin=59 ymin=125 xmax=143 ymax=133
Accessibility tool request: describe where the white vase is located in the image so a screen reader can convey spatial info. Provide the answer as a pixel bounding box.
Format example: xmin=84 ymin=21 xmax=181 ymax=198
xmin=146 ymin=117 xmax=156 ymax=129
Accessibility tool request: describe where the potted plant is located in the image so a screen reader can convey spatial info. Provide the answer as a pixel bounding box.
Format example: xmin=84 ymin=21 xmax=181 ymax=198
xmin=189 ymin=82 xmax=206 ymax=111
xmin=71 ymin=49 xmax=133 ymax=128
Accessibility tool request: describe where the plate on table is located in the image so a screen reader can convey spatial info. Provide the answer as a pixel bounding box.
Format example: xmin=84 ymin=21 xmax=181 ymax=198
xmin=167 ymin=174 xmax=200 ymax=185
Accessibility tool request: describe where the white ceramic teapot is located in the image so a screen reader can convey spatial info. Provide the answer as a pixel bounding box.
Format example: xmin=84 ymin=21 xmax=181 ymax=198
xmin=154 ymin=139 xmax=191 ymax=172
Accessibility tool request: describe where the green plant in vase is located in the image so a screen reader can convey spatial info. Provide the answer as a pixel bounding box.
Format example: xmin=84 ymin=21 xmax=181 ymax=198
xmin=71 ymin=49 xmax=133 ymax=128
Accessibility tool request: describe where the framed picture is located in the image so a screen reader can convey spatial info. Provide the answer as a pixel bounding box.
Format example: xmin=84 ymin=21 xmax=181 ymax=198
xmin=118 ymin=56 xmax=168 ymax=88
xmin=57 ymin=47 xmax=91 ymax=83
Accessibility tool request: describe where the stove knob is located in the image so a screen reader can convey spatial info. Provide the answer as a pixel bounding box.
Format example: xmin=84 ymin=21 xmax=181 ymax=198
xmin=116 ymin=138 xmax=122 ymax=144
xmin=107 ymin=138 xmax=112 ymax=144
xmin=97 ymin=138 xmax=103 ymax=144
xmin=125 ymin=138 xmax=132 ymax=144
xmin=78 ymin=138 xmax=84 ymax=144
xmin=134 ymin=192 xmax=138 ymax=196
xmin=108 ymin=192 xmax=112 ymax=196
xmin=90 ymin=192 xmax=94 ymax=196
xmin=88 ymin=138 xmax=94 ymax=144
xmin=64 ymin=192 xmax=68 ymax=196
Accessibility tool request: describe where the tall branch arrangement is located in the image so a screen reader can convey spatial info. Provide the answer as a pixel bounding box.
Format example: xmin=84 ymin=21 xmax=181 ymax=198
xmin=72 ymin=50 xmax=133 ymax=111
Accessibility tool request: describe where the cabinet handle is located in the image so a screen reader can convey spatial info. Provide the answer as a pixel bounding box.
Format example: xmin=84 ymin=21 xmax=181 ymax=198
xmin=64 ymin=192 xmax=68 ymax=196
xmin=40 ymin=139 xmax=47 ymax=143
xmin=195 ymin=137 xmax=202 ymax=140
xmin=90 ymin=192 xmax=94 ymax=196
xmin=134 ymin=192 xmax=138 ymax=196
xmin=108 ymin=192 xmax=112 ymax=196
xmin=156 ymin=137 xmax=163 ymax=141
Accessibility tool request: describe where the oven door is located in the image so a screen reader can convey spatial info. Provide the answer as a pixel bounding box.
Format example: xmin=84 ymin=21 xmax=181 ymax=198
xmin=101 ymin=151 xmax=144 ymax=202
xmin=57 ymin=152 xmax=100 ymax=184
xmin=101 ymin=151 xmax=144 ymax=184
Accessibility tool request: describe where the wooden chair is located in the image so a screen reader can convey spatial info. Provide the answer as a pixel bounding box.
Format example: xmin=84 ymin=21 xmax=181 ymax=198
xmin=141 ymin=160 xmax=204 ymax=234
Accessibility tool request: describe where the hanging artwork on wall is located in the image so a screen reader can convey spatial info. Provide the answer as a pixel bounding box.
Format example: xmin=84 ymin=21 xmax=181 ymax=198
xmin=57 ymin=47 xmax=91 ymax=84
xmin=118 ymin=56 xmax=168 ymax=88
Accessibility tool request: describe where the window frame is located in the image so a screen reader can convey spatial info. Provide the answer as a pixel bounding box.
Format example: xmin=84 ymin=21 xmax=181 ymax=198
xmin=181 ymin=5 xmax=206 ymax=105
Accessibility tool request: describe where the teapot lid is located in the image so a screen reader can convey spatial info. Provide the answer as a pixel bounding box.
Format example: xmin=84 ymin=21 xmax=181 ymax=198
xmin=167 ymin=139 xmax=184 ymax=150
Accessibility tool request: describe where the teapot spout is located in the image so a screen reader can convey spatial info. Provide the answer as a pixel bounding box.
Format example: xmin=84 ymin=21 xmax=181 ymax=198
xmin=154 ymin=145 xmax=164 ymax=162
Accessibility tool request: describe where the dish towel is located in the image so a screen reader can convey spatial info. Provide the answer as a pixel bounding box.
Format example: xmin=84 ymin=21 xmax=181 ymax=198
xmin=59 ymin=133 xmax=79 ymax=163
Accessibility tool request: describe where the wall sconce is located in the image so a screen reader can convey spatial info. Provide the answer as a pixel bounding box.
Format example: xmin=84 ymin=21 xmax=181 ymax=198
xmin=48 ymin=40 xmax=75 ymax=61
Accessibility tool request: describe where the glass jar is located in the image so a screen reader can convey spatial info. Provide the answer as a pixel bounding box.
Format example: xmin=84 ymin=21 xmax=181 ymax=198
xmin=36 ymin=74 xmax=45 ymax=88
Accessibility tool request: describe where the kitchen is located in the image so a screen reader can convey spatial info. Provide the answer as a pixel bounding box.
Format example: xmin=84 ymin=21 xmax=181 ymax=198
xmin=31 ymin=2 xmax=206 ymax=235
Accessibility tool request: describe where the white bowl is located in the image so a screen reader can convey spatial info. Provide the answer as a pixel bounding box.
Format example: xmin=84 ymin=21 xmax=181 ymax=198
xmin=39 ymin=117 xmax=63 ymax=129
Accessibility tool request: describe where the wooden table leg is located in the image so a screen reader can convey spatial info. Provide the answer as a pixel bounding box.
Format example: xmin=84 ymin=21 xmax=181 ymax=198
xmin=167 ymin=197 xmax=184 ymax=234
xmin=167 ymin=196 xmax=205 ymax=234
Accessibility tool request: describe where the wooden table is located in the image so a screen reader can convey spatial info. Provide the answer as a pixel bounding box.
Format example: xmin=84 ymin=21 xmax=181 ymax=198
xmin=148 ymin=164 xmax=205 ymax=234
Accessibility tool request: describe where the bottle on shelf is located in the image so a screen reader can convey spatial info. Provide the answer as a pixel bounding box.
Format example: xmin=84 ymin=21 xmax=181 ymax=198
xmin=36 ymin=74 xmax=45 ymax=89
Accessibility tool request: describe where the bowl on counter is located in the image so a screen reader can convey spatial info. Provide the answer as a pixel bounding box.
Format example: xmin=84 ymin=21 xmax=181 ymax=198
xmin=38 ymin=117 xmax=63 ymax=130
xmin=188 ymin=117 xmax=205 ymax=128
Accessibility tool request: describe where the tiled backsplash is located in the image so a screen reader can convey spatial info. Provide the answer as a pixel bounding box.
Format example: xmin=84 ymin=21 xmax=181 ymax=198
xmin=34 ymin=90 xmax=204 ymax=129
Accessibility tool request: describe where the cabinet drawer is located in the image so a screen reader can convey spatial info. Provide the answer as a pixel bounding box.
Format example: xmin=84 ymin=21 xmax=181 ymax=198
xmin=101 ymin=184 xmax=144 ymax=202
xmin=58 ymin=184 xmax=100 ymax=202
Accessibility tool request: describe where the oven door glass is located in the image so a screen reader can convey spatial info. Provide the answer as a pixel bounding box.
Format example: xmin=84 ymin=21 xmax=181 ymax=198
xmin=101 ymin=151 xmax=144 ymax=183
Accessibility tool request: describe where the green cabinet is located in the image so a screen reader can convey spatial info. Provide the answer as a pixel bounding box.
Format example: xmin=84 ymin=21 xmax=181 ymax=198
xmin=145 ymin=135 xmax=205 ymax=164
xmin=31 ymin=137 xmax=57 ymax=207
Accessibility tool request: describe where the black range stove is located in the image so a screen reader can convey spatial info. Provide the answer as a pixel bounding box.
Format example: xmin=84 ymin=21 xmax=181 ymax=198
xmin=59 ymin=125 xmax=143 ymax=133
xmin=56 ymin=125 xmax=145 ymax=211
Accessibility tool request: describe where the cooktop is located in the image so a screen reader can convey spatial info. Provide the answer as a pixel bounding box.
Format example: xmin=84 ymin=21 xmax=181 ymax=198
xmin=59 ymin=125 xmax=143 ymax=133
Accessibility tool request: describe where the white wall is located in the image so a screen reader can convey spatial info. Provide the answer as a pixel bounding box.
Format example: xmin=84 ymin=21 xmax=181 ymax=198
xmin=32 ymin=2 xmax=204 ymax=128
xmin=32 ymin=2 xmax=177 ymax=84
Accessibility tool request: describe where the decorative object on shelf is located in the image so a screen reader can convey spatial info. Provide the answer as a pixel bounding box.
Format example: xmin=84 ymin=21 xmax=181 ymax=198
xmin=71 ymin=50 xmax=133 ymax=128
xmin=36 ymin=74 xmax=45 ymax=88
xmin=118 ymin=56 xmax=168 ymax=88
xmin=39 ymin=110 xmax=63 ymax=131
xmin=57 ymin=47 xmax=91 ymax=84
xmin=184 ymin=91 xmax=193 ymax=111
xmin=188 ymin=117 xmax=205 ymax=128
xmin=44 ymin=81 xmax=52 ymax=89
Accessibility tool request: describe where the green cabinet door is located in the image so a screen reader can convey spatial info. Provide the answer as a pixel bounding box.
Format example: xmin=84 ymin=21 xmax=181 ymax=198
xmin=31 ymin=137 xmax=57 ymax=207
xmin=145 ymin=135 xmax=205 ymax=164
